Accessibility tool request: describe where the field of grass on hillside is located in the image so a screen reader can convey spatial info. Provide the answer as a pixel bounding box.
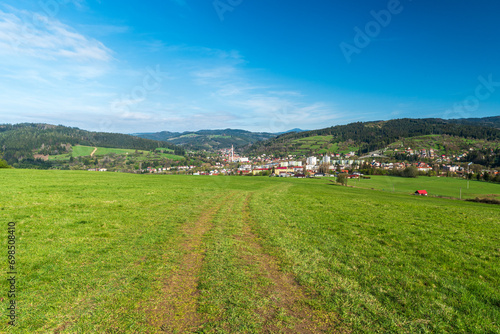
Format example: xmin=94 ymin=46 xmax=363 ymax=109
xmin=0 ymin=170 xmax=498 ymax=333
xmin=49 ymin=145 xmax=184 ymax=162
xmin=346 ymin=175 xmax=500 ymax=200
xmin=288 ymin=136 xmax=360 ymax=155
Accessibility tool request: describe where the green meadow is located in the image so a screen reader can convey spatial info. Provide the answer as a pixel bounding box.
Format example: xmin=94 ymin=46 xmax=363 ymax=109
xmin=49 ymin=145 xmax=184 ymax=161
xmin=348 ymin=175 xmax=500 ymax=200
xmin=0 ymin=170 xmax=499 ymax=333
xmin=289 ymin=136 xmax=360 ymax=155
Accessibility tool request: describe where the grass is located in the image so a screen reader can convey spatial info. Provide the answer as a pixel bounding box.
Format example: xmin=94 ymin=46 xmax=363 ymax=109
xmin=289 ymin=136 xmax=359 ymax=155
xmin=71 ymin=145 xmax=95 ymax=157
xmin=0 ymin=170 xmax=498 ymax=333
xmin=178 ymin=134 xmax=199 ymax=138
xmin=155 ymin=147 xmax=174 ymax=153
xmin=94 ymin=147 xmax=137 ymax=155
xmin=126 ymin=152 xmax=184 ymax=161
xmin=48 ymin=145 xmax=184 ymax=163
xmin=48 ymin=145 xmax=95 ymax=160
xmin=207 ymin=135 xmax=231 ymax=139
xmin=249 ymin=179 xmax=500 ymax=333
xmin=348 ymin=175 xmax=500 ymax=199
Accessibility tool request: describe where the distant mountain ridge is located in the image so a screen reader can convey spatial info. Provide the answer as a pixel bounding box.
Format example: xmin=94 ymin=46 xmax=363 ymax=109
xmin=133 ymin=128 xmax=309 ymax=150
xmin=275 ymin=128 xmax=308 ymax=135
xmin=134 ymin=129 xmax=274 ymax=150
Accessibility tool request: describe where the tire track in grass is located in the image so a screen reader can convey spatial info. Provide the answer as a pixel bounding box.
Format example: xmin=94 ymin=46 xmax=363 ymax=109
xmin=149 ymin=193 xmax=233 ymax=333
xmin=239 ymin=193 xmax=342 ymax=333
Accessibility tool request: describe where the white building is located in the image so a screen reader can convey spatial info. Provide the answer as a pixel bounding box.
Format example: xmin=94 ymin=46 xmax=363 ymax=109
xmin=321 ymin=156 xmax=331 ymax=164
xmin=306 ymin=156 xmax=317 ymax=166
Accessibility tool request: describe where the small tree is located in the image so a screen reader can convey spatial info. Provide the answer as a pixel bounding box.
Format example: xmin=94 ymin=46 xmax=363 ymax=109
xmin=337 ymin=174 xmax=348 ymax=186
xmin=319 ymin=163 xmax=330 ymax=174
xmin=402 ymin=166 xmax=418 ymax=178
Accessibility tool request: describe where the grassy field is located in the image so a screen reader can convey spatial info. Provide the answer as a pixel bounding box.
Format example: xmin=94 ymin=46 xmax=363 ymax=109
xmin=72 ymin=145 xmax=96 ymax=157
xmin=49 ymin=145 xmax=184 ymax=162
xmin=347 ymin=175 xmax=500 ymax=200
xmin=94 ymin=147 xmax=137 ymax=155
xmin=289 ymin=136 xmax=360 ymax=155
xmin=155 ymin=147 xmax=175 ymax=153
xmin=48 ymin=145 xmax=95 ymax=160
xmin=127 ymin=152 xmax=184 ymax=161
xmin=0 ymin=170 xmax=499 ymax=333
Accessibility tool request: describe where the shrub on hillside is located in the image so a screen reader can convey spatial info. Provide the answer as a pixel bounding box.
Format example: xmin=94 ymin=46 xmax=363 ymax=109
xmin=0 ymin=159 xmax=11 ymax=168
xmin=466 ymin=197 xmax=500 ymax=205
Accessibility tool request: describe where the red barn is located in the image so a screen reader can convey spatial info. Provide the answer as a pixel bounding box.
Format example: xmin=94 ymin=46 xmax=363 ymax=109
xmin=415 ymin=190 xmax=428 ymax=196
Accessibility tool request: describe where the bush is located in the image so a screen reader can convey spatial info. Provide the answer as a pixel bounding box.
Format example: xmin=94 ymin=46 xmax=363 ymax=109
xmin=336 ymin=174 xmax=348 ymax=186
xmin=0 ymin=159 xmax=12 ymax=168
xmin=402 ymin=166 xmax=418 ymax=178
xmin=466 ymin=197 xmax=500 ymax=205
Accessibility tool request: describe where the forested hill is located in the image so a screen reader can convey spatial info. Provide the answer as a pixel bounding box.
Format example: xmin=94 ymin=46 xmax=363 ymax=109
xmin=447 ymin=116 xmax=500 ymax=129
xmin=134 ymin=129 xmax=277 ymax=150
xmin=247 ymin=118 xmax=500 ymax=156
xmin=0 ymin=123 xmax=185 ymax=165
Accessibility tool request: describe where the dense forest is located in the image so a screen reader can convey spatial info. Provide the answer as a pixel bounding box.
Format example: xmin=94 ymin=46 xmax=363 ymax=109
xmin=0 ymin=123 xmax=185 ymax=168
xmin=135 ymin=129 xmax=277 ymax=150
xmin=247 ymin=118 xmax=500 ymax=156
xmin=447 ymin=116 xmax=500 ymax=129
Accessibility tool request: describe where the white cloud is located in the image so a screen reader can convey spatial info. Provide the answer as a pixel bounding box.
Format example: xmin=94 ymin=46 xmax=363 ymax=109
xmin=0 ymin=5 xmax=117 ymax=128
xmin=0 ymin=6 xmax=340 ymax=133
xmin=0 ymin=7 xmax=112 ymax=62
xmin=120 ymin=111 xmax=153 ymax=121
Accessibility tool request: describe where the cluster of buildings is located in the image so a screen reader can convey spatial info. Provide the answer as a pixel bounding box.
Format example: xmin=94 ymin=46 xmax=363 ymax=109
xmin=396 ymin=147 xmax=481 ymax=164
xmin=87 ymin=168 xmax=107 ymax=172
xmin=86 ymin=143 xmax=496 ymax=177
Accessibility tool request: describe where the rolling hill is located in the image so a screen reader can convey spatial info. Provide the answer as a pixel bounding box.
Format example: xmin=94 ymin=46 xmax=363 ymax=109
xmin=133 ymin=129 xmax=280 ymax=150
xmin=247 ymin=118 xmax=500 ymax=160
xmin=447 ymin=115 xmax=500 ymax=129
xmin=0 ymin=123 xmax=185 ymax=168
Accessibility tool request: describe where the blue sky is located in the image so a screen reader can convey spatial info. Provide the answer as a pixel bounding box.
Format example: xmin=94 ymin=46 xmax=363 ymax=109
xmin=0 ymin=0 xmax=499 ymax=133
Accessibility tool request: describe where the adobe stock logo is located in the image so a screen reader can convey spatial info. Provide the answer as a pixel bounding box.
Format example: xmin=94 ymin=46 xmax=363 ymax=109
xmin=340 ymin=0 xmax=411 ymax=64
xmin=111 ymin=65 xmax=166 ymax=115
xmin=444 ymin=74 xmax=500 ymax=119
xmin=213 ymin=0 xmax=243 ymax=21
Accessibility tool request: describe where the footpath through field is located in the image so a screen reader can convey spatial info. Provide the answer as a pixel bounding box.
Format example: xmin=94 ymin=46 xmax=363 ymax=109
xmin=5 ymin=171 xmax=497 ymax=333
xmin=151 ymin=185 xmax=340 ymax=333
